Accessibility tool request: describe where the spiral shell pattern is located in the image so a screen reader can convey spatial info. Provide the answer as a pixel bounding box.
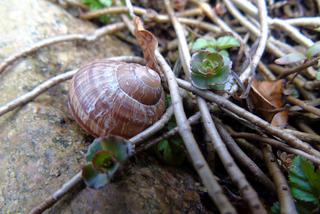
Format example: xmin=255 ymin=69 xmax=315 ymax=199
xmin=68 ymin=59 xmax=165 ymax=138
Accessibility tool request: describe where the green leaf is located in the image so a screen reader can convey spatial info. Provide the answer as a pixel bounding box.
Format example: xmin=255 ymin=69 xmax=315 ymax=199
xmin=215 ymin=36 xmax=240 ymax=50
xmin=306 ymin=42 xmax=320 ymax=59
xmin=275 ymin=52 xmax=306 ymax=65
xmin=190 ymin=51 xmax=233 ymax=90
xmin=82 ymin=0 xmax=112 ymax=23
xmin=86 ymin=139 xmax=103 ymax=162
xmin=92 ymin=150 xmax=117 ymax=173
xmin=99 ymin=0 xmax=112 ymax=6
xmin=191 ymin=38 xmax=216 ymax=51
xmin=86 ymin=136 xmax=133 ymax=163
xmin=155 ymin=138 xmax=186 ymax=166
xmin=165 ymin=95 xmax=171 ymax=107
xmin=289 ymin=156 xmax=320 ymax=204
xmin=191 ymin=51 xmax=224 ymax=77
xmin=271 ymin=202 xmax=280 ymax=214
xmin=82 ymin=164 xmax=112 ymax=189
xmin=314 ymin=27 xmax=320 ymax=32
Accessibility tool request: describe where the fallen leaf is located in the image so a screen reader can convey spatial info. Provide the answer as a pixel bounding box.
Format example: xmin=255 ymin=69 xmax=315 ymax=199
xmin=274 ymin=52 xmax=306 ymax=65
xmin=133 ymin=16 xmax=160 ymax=73
xmin=306 ymin=42 xmax=320 ymax=59
xmin=250 ymin=79 xmax=288 ymax=127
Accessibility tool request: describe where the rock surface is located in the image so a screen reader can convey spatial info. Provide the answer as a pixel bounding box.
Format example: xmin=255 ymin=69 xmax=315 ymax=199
xmin=0 ymin=0 xmax=208 ymax=213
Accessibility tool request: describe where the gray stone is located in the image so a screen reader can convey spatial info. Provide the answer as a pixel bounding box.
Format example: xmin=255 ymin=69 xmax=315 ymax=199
xmin=0 ymin=0 xmax=208 ymax=213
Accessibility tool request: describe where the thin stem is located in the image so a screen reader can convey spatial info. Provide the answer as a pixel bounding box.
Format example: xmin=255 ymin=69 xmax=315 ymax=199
xmin=262 ymin=145 xmax=297 ymax=214
xmin=165 ymin=0 xmax=265 ymax=212
xmin=215 ymin=121 xmax=275 ymax=192
xmin=120 ymin=5 xmax=236 ymax=212
xmin=278 ymin=56 xmax=320 ymax=79
xmin=198 ymin=98 xmax=267 ymax=214
xmin=0 ymin=56 xmax=144 ymax=117
xmin=0 ymin=22 xmax=126 ymax=74
xmin=157 ymin=50 xmax=237 ymax=214
xmin=30 ymin=111 xmax=201 ymax=213
xmin=287 ymin=96 xmax=320 ymax=117
xmin=177 ymin=79 xmax=320 ymax=158
xmin=230 ymin=0 xmax=314 ymax=47
xmin=231 ymin=132 xmax=320 ymax=165
xmin=29 ymin=173 xmax=82 ymax=214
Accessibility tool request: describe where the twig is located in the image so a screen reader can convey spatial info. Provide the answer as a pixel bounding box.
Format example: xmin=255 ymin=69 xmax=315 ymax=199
xmin=262 ymin=145 xmax=298 ymax=214
xmin=230 ymin=0 xmax=314 ymax=47
xmin=233 ymin=0 xmax=269 ymax=95
xmin=278 ymin=56 xmax=320 ymax=79
xmin=165 ymin=0 xmax=266 ymax=212
xmin=120 ymin=4 xmax=237 ymax=213
xmin=287 ymin=96 xmax=320 ymax=117
xmin=136 ymin=112 xmax=201 ymax=152
xmin=198 ymin=99 xmax=267 ymax=214
xmin=215 ymin=121 xmax=275 ymax=192
xmin=290 ymin=98 xmax=320 ymax=112
xmin=223 ymin=0 xmax=282 ymax=58
xmin=30 ymin=111 xmax=201 ymax=213
xmin=177 ymin=79 xmax=320 ymax=157
xmin=0 ymin=22 xmax=126 ymax=74
xmin=270 ymin=19 xmax=314 ymax=47
xmin=29 ymin=172 xmax=83 ymax=214
xmin=191 ymin=0 xmax=255 ymax=92
xmin=0 ymin=70 xmax=76 ymax=117
xmin=285 ymin=17 xmax=320 ymax=27
xmin=269 ymin=64 xmax=316 ymax=100
xmin=80 ymin=5 xmax=219 ymax=33
xmin=305 ymin=80 xmax=320 ymax=90
xmin=231 ymin=132 xmax=320 ymax=165
xmin=156 ymin=51 xmax=237 ymax=214
xmin=235 ymin=138 xmax=264 ymax=160
xmin=131 ymin=106 xmax=174 ymax=145
xmin=80 ymin=6 xmax=202 ymax=20
xmin=0 ymin=56 xmax=144 ymax=117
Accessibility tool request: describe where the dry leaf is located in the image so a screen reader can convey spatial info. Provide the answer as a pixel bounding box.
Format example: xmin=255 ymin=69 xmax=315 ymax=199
xmin=250 ymin=79 xmax=288 ymax=127
xmin=133 ymin=17 xmax=160 ymax=73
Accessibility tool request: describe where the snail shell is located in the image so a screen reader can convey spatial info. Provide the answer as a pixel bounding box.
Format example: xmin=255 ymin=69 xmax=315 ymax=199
xmin=68 ymin=59 xmax=165 ymax=139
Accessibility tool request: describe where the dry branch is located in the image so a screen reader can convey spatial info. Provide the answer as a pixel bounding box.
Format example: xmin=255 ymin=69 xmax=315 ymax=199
xmin=120 ymin=5 xmax=237 ymax=213
xmin=262 ymin=145 xmax=298 ymax=214
xmin=165 ymin=0 xmax=266 ymax=212
xmin=215 ymin=121 xmax=275 ymax=192
xmin=0 ymin=23 xmax=126 ymax=74
xmin=231 ymin=132 xmax=320 ymax=165
xmin=230 ymin=0 xmax=314 ymax=47
xmin=29 ymin=111 xmax=201 ymax=213
xmin=177 ymin=79 xmax=320 ymax=158
xmin=0 ymin=56 xmax=143 ymax=117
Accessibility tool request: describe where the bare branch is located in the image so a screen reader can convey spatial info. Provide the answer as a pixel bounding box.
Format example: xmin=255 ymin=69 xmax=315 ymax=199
xmin=0 ymin=56 xmax=144 ymax=117
xmin=215 ymin=121 xmax=275 ymax=192
xmin=121 ymin=5 xmax=237 ymax=213
xmin=262 ymin=145 xmax=297 ymax=214
xmin=30 ymin=111 xmax=201 ymax=213
xmin=0 ymin=22 xmax=126 ymax=74
xmin=230 ymin=0 xmax=314 ymax=47
xmin=177 ymin=79 xmax=320 ymax=157
xmin=287 ymin=96 xmax=320 ymax=117
xmin=231 ymin=132 xmax=320 ymax=165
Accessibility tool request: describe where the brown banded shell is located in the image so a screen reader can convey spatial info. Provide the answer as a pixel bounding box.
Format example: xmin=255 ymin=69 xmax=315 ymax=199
xmin=68 ymin=59 xmax=165 ymax=139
